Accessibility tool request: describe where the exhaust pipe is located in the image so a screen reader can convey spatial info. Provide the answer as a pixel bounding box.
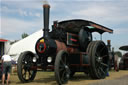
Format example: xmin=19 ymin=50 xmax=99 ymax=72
xmin=43 ymin=4 xmax=50 ymax=38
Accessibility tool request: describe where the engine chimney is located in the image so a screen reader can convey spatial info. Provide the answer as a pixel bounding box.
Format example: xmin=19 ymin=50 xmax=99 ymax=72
xmin=43 ymin=4 xmax=50 ymax=38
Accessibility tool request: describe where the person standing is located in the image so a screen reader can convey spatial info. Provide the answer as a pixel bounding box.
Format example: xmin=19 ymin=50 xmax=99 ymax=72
xmin=1 ymin=54 xmax=12 ymax=85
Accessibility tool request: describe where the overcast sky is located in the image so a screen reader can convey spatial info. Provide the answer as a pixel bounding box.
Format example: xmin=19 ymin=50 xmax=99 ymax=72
xmin=0 ymin=0 xmax=128 ymax=51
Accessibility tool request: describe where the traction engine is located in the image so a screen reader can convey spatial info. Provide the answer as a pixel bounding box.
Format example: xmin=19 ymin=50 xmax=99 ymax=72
xmin=17 ymin=4 xmax=113 ymax=85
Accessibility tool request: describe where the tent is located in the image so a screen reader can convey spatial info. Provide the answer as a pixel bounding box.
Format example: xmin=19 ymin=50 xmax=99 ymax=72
xmin=8 ymin=30 xmax=43 ymax=61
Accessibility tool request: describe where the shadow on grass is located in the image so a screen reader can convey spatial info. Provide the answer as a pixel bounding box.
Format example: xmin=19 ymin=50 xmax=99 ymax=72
xmin=15 ymin=75 xmax=56 ymax=85
xmin=15 ymin=73 xmax=93 ymax=85
xmin=34 ymin=75 xmax=56 ymax=83
xmin=70 ymin=73 xmax=92 ymax=81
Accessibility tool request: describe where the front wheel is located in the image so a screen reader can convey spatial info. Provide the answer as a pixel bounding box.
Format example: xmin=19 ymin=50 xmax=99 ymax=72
xmin=55 ymin=50 xmax=70 ymax=85
xmin=17 ymin=51 xmax=37 ymax=82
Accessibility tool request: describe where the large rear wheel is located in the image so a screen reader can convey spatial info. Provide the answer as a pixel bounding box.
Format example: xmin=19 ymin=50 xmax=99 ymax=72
xmin=55 ymin=50 xmax=70 ymax=85
xmin=17 ymin=51 xmax=37 ymax=82
xmin=87 ymin=41 xmax=109 ymax=79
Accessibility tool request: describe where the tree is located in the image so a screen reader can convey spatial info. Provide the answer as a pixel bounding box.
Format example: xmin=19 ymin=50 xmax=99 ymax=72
xmin=22 ymin=33 xmax=29 ymax=39
xmin=114 ymin=51 xmax=122 ymax=57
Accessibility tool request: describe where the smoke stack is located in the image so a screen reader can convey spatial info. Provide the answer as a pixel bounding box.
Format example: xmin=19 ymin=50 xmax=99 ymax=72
xmin=43 ymin=4 xmax=50 ymax=38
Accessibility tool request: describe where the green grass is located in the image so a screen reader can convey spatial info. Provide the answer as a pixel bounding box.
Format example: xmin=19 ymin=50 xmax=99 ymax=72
xmin=1 ymin=70 xmax=128 ymax=85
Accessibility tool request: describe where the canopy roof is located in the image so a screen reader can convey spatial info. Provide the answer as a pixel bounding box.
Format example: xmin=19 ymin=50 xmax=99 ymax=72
xmin=58 ymin=19 xmax=113 ymax=34
xmin=119 ymin=45 xmax=128 ymax=51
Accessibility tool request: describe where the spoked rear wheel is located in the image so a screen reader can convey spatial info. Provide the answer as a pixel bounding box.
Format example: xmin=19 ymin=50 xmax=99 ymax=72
xmin=87 ymin=41 xmax=109 ymax=79
xmin=17 ymin=51 xmax=37 ymax=82
xmin=55 ymin=50 xmax=70 ymax=85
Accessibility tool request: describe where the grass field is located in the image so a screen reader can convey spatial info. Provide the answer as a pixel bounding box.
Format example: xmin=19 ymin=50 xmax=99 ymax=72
xmin=0 ymin=70 xmax=128 ymax=85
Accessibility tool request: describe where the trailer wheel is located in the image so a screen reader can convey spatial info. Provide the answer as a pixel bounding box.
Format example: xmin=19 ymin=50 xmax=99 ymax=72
xmin=87 ymin=41 xmax=109 ymax=79
xmin=55 ymin=50 xmax=70 ymax=85
xmin=17 ymin=51 xmax=37 ymax=82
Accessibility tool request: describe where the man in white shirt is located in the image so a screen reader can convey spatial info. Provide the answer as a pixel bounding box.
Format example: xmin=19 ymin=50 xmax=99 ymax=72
xmin=1 ymin=54 xmax=12 ymax=85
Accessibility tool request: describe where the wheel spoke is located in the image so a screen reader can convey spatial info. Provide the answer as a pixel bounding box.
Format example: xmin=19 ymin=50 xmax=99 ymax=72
xmin=100 ymin=62 xmax=108 ymax=68
xmin=99 ymin=67 xmax=105 ymax=75
xmin=102 ymin=55 xmax=108 ymax=58
xmin=28 ymin=70 xmax=32 ymax=78
xmin=23 ymin=70 xmax=27 ymax=79
xmin=96 ymin=53 xmax=100 ymax=58
xmin=61 ymin=71 xmax=66 ymax=81
xmin=60 ymin=60 xmax=69 ymax=80
xmin=95 ymin=61 xmax=99 ymax=69
xmin=96 ymin=58 xmax=99 ymax=62
xmin=99 ymin=46 xmax=106 ymax=53
xmin=60 ymin=59 xmax=66 ymax=66
xmin=96 ymin=59 xmax=108 ymax=67
xmin=24 ymin=56 xmax=35 ymax=79
xmin=96 ymin=68 xmax=102 ymax=77
xmin=59 ymin=67 xmax=65 ymax=72
xmin=22 ymin=65 xmax=25 ymax=69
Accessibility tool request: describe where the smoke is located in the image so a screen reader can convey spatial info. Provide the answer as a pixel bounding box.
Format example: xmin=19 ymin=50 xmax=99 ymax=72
xmin=42 ymin=0 xmax=49 ymax=5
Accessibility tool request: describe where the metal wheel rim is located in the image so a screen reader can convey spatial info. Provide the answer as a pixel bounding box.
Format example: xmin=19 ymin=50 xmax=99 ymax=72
xmin=95 ymin=43 xmax=109 ymax=78
xmin=59 ymin=53 xmax=70 ymax=84
xmin=21 ymin=55 xmax=37 ymax=81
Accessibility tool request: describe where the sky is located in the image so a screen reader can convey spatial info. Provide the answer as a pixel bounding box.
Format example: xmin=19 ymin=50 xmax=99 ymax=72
xmin=0 ymin=0 xmax=128 ymax=52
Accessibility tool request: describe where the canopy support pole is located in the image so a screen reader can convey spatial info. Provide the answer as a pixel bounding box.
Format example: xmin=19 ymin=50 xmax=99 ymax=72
xmin=100 ymin=34 xmax=102 ymax=40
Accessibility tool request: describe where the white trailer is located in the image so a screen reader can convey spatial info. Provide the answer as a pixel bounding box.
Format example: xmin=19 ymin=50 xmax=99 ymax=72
xmin=8 ymin=30 xmax=43 ymax=62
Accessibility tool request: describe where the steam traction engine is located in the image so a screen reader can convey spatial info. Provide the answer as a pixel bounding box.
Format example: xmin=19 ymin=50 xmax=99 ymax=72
xmin=17 ymin=4 xmax=113 ymax=85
